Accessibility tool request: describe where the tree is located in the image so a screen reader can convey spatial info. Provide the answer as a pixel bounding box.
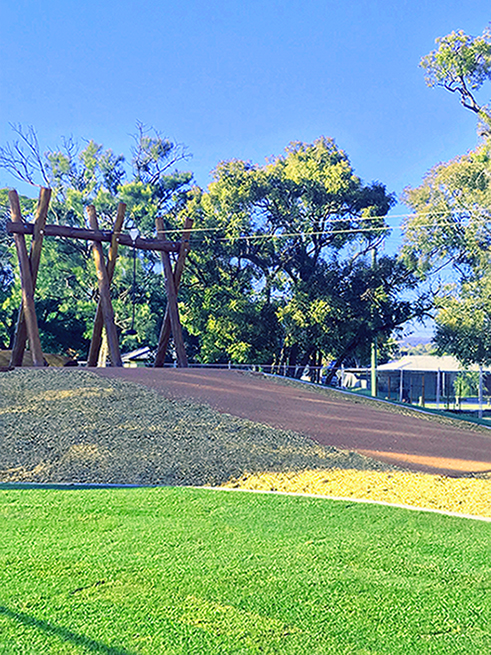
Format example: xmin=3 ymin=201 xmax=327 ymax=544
xmin=402 ymin=138 xmax=491 ymax=277
xmin=431 ymin=276 xmax=491 ymax=367
xmin=402 ymin=27 xmax=491 ymax=366
xmin=276 ymin=256 xmax=422 ymax=381
xmin=421 ymin=25 xmax=491 ymax=131
xmin=175 ymin=186 xmax=283 ymax=365
xmin=0 ymin=189 xmax=37 ymax=349
xmin=402 ymin=140 xmax=491 ymax=366
xmin=184 ymin=137 xmax=421 ymax=376
xmin=1 ymin=130 xmax=422 ymax=371
xmin=0 ymin=125 xmax=194 ymax=357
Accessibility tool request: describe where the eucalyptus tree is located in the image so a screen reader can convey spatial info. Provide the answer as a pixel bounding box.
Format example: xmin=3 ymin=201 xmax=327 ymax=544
xmin=402 ymin=141 xmax=491 ymax=367
xmin=186 ymin=137 xmax=420 ymax=375
xmin=402 ymin=25 xmax=491 ymax=366
xmin=421 ymin=25 xmax=491 ymax=131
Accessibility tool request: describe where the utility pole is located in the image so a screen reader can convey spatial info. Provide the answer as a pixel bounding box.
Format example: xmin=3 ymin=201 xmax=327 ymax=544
xmin=371 ymin=246 xmax=378 ymax=398
xmin=479 ymin=365 xmax=483 ymax=419
xmin=371 ymin=337 xmax=378 ymax=397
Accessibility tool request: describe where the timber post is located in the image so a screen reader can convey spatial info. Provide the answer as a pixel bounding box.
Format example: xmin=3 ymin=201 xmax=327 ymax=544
xmin=87 ymin=203 xmax=126 ymax=366
xmin=87 ymin=206 xmax=123 ymax=367
xmin=154 ymin=216 xmax=188 ymax=367
xmin=154 ymin=216 xmax=193 ymax=367
xmin=8 ymin=190 xmax=45 ymax=367
xmin=7 ymin=222 xmax=181 ymax=252
xmin=10 ymin=187 xmax=51 ymax=367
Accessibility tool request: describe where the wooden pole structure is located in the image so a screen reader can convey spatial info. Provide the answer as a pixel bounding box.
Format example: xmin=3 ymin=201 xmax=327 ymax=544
xmin=87 ymin=203 xmax=126 ymax=366
xmin=154 ymin=216 xmax=193 ymax=367
xmin=87 ymin=206 xmax=123 ymax=367
xmin=8 ymin=190 xmax=45 ymax=367
xmin=7 ymin=221 xmax=180 ymax=251
xmin=5 ymin=188 xmax=190 ymax=368
xmin=10 ymin=187 xmax=51 ymax=367
xmin=154 ymin=217 xmax=188 ymax=367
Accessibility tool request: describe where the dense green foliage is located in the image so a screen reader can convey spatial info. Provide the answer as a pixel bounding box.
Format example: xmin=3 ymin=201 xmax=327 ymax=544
xmin=184 ymin=138 xmax=420 ymax=374
xmin=402 ymin=135 xmax=491 ymax=365
xmin=454 ymin=370 xmax=481 ymax=399
xmin=402 ymin=137 xmax=491 ymax=277
xmin=0 ymin=486 xmax=489 ymax=654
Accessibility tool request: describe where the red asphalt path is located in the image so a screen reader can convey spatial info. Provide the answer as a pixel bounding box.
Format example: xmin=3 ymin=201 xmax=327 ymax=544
xmin=93 ymin=368 xmax=491 ymax=477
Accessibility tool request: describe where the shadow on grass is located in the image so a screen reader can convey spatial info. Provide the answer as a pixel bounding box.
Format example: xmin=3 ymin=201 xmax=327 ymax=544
xmin=0 ymin=483 xmax=149 ymax=490
xmin=0 ymin=604 xmax=136 ymax=654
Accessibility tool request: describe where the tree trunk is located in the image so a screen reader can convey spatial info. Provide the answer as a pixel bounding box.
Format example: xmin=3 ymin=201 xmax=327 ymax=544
xmin=294 ymin=346 xmax=315 ymax=379
xmin=324 ymin=336 xmax=362 ymax=385
xmin=286 ymin=343 xmax=299 ymax=378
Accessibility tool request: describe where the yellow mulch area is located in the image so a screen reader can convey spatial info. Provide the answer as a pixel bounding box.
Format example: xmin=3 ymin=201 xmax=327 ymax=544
xmin=222 ymin=469 xmax=491 ymax=518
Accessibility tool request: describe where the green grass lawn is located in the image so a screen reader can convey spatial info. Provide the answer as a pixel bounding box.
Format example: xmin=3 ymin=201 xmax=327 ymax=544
xmin=1 ymin=487 xmax=489 ymax=654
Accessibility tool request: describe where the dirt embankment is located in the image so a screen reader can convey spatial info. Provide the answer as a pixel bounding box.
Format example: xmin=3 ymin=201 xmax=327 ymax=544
xmin=96 ymin=367 xmax=491 ymax=477
xmin=0 ymin=350 xmax=75 ymax=369
xmin=2 ymin=368 xmax=490 ymax=518
xmin=0 ymin=369 xmax=391 ymax=487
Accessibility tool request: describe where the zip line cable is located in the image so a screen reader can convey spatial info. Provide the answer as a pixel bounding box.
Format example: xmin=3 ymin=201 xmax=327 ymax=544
xmin=157 ymin=208 xmax=483 ymax=238
xmin=187 ymin=219 xmax=478 ymax=243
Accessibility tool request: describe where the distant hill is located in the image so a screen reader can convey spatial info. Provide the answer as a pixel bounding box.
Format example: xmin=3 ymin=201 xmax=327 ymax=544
xmin=396 ymin=339 xmax=437 ymax=357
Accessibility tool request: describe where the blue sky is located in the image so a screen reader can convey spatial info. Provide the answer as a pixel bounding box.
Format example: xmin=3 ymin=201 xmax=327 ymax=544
xmin=1 ymin=0 xmax=490 ymax=338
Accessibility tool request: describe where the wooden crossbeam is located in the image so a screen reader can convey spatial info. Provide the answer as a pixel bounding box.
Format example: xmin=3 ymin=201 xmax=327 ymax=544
xmin=87 ymin=207 xmax=123 ymax=367
xmin=8 ymin=190 xmax=45 ymax=367
xmin=7 ymin=222 xmax=180 ymax=252
xmin=154 ymin=216 xmax=193 ymax=367
xmin=87 ymin=203 xmax=126 ymax=367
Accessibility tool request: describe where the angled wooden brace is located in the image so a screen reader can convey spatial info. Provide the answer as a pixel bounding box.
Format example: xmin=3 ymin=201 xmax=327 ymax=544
xmin=10 ymin=188 xmax=51 ymax=366
xmin=87 ymin=206 xmax=123 ymax=367
xmin=8 ymin=189 xmax=49 ymax=367
xmin=153 ymin=216 xmax=193 ymax=367
xmin=154 ymin=216 xmax=191 ymax=367
xmin=87 ymin=203 xmax=126 ymax=366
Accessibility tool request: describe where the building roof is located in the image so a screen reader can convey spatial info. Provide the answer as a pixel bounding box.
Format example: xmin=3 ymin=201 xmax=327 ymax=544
xmin=121 ymin=346 xmax=152 ymax=362
xmin=378 ymin=355 xmax=465 ymax=372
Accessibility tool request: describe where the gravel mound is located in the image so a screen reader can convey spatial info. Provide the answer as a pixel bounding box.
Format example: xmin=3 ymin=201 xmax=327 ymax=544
xmin=0 ymin=369 xmax=394 ymax=486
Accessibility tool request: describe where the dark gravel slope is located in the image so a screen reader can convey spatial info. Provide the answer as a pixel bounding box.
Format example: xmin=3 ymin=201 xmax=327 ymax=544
xmin=0 ymin=369 xmax=392 ymax=485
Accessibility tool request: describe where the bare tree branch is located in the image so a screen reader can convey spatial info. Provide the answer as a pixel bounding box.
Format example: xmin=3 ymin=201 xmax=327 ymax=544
xmin=0 ymin=124 xmax=50 ymax=187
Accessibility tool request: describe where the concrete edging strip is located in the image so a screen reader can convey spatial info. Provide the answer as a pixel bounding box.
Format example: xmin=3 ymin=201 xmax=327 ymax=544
xmin=197 ymin=485 xmax=491 ymax=523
